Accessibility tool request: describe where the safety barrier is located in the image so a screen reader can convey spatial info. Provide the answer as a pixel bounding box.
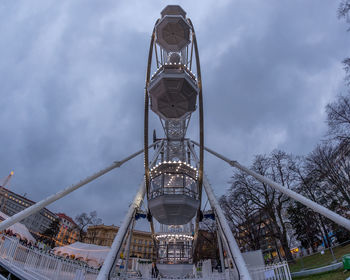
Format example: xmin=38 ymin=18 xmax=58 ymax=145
xmin=0 ymin=234 xmax=291 ymax=280
xmin=0 ymin=234 xmax=99 ymax=280
xmin=248 ymin=261 xmax=292 ymax=280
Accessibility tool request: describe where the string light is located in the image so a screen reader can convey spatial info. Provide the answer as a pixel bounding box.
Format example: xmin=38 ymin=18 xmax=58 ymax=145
xmin=155 ymin=234 xmax=193 ymax=241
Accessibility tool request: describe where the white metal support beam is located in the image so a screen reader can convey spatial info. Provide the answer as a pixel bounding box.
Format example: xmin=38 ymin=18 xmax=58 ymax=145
xmin=96 ymin=181 xmax=146 ymax=280
xmin=191 ymin=140 xmax=350 ymax=232
xmin=97 ymin=140 xmax=164 ymax=280
xmin=216 ymin=215 xmax=239 ymax=279
xmin=123 ymin=218 xmax=136 ymax=276
xmin=0 ymin=142 xmax=159 ymax=232
xmin=187 ymin=141 xmax=252 ymax=280
xmin=217 ymin=227 xmax=226 ymax=276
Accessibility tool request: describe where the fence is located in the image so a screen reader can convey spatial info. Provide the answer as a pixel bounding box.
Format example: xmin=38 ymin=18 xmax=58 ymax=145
xmin=0 ymin=234 xmax=291 ymax=280
xmin=248 ymin=262 xmax=291 ymax=280
xmin=287 ymin=239 xmax=350 ymax=272
xmin=0 ymin=234 xmax=99 ymax=280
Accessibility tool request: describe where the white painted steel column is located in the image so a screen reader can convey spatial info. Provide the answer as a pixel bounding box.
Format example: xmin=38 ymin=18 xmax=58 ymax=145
xmin=123 ymin=218 xmax=136 ymax=276
xmin=98 ymin=141 xmax=163 ymax=279
xmin=97 ymin=181 xmax=146 ymax=280
xmin=191 ymin=140 xmax=350 ymax=231
xmin=216 ymin=229 xmax=226 ymax=276
xmin=203 ymin=177 xmax=252 ymax=280
xmin=0 ymin=143 xmax=158 ymax=232
xmin=187 ymin=142 xmax=252 ymax=280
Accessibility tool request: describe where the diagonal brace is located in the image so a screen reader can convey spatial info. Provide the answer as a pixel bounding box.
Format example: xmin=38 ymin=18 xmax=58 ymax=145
xmin=0 ymin=142 xmax=159 ymax=232
xmin=191 ymin=140 xmax=350 ymax=232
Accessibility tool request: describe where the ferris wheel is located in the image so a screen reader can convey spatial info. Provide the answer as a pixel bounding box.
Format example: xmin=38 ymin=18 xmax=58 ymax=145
xmin=143 ymin=5 xmax=204 ymax=260
xmin=1 ymin=5 xmax=350 ymax=280
xmin=77 ymin=7 xmax=350 ymax=278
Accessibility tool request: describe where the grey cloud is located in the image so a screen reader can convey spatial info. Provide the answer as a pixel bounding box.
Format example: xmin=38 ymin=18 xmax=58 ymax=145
xmin=0 ymin=0 xmax=348 ymax=228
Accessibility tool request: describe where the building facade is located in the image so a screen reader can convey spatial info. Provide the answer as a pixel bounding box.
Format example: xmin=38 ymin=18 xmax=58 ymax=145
xmin=236 ymin=211 xmax=278 ymax=259
xmin=236 ymin=209 xmax=301 ymax=261
xmin=56 ymin=213 xmax=79 ymax=246
xmin=0 ymin=187 xmax=57 ymax=234
xmin=84 ymin=225 xmax=155 ymax=259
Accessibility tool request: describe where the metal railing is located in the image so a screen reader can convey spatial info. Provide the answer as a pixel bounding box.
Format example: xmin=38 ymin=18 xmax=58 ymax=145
xmin=196 ymin=261 xmax=291 ymax=280
xmin=248 ymin=261 xmax=292 ymax=280
xmin=150 ymin=186 xmax=198 ymax=200
xmin=0 ymin=234 xmax=99 ymax=280
xmin=287 ymin=239 xmax=350 ymax=272
xmin=0 ymin=234 xmax=291 ymax=280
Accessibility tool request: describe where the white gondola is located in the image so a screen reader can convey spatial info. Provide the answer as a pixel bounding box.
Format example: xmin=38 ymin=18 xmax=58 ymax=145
xmin=156 ymin=6 xmax=191 ymax=52
xmin=148 ymin=160 xmax=199 ymax=225
xmin=148 ymin=64 xmax=198 ymax=120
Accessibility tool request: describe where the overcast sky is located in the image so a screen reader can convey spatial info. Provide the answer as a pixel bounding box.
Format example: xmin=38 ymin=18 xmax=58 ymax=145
xmin=0 ymin=0 xmax=349 ymax=230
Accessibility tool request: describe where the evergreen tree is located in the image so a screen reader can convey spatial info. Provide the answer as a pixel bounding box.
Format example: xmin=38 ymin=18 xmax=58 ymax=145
xmin=287 ymin=202 xmax=321 ymax=252
xmin=42 ymin=219 xmax=60 ymax=248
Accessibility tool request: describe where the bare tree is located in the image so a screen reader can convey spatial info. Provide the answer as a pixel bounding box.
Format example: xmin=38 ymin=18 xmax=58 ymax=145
xmin=338 ymin=1 xmax=350 ymax=83
xmin=306 ymin=144 xmax=350 ymax=207
xmin=287 ymin=202 xmax=321 ymax=253
xmin=292 ymin=150 xmax=349 ymax=249
xmin=326 ymin=95 xmax=350 ymax=141
xmin=74 ymin=211 xmax=102 ymax=242
xmin=290 ymin=157 xmax=330 ymax=248
xmin=338 ymin=0 xmax=350 ymax=20
xmin=193 ymin=219 xmax=219 ymax=262
xmin=220 ymin=190 xmax=263 ymax=252
xmin=344 ymin=59 xmax=350 ymax=84
xmin=226 ymin=150 xmax=297 ymax=261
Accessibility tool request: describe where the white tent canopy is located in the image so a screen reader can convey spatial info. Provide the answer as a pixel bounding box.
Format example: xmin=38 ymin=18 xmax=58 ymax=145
xmin=53 ymin=242 xmax=110 ymax=267
xmin=0 ymin=211 xmax=35 ymax=243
